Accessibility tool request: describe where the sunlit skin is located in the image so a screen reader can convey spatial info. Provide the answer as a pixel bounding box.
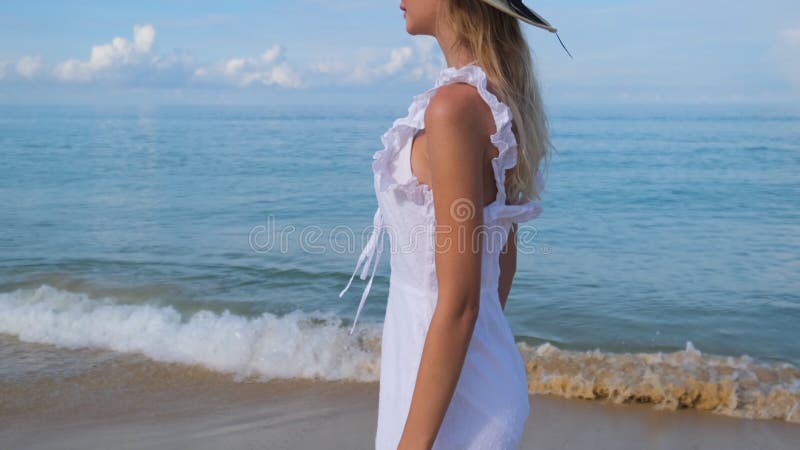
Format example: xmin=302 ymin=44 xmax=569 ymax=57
xmin=397 ymin=1 xmax=520 ymax=449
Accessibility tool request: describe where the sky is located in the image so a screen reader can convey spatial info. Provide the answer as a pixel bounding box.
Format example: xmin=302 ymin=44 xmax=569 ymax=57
xmin=0 ymin=0 xmax=798 ymax=106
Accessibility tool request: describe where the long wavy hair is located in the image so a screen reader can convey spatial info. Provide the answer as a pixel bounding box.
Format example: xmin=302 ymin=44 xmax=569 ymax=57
xmin=440 ymin=0 xmax=553 ymax=204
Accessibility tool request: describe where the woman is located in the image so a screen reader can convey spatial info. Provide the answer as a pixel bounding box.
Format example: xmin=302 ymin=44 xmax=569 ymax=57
xmin=339 ymin=1 xmax=566 ymax=448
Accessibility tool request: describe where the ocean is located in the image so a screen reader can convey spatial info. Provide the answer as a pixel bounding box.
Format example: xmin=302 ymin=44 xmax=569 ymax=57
xmin=1 ymin=102 xmax=798 ymax=423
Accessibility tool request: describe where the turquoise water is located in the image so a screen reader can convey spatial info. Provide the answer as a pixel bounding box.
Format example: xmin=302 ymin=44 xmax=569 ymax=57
xmin=1 ymin=103 xmax=799 ymax=421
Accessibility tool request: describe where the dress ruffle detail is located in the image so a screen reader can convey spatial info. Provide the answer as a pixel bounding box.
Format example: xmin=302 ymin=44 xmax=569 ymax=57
xmin=343 ymin=62 xmax=546 ymax=334
xmin=372 ymin=96 xmax=434 ymax=208
xmin=372 ymin=63 xmax=545 ymax=224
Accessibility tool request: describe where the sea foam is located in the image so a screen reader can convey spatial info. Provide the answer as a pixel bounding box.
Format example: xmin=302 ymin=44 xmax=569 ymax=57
xmin=0 ymin=285 xmax=381 ymax=382
xmin=1 ymin=284 xmax=797 ymax=423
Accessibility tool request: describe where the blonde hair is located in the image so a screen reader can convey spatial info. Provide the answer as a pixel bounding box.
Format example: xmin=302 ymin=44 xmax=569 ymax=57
xmin=440 ymin=0 xmax=553 ymax=204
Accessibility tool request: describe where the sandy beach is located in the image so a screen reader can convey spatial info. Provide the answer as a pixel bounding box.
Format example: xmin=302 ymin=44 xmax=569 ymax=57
xmin=1 ymin=357 xmax=798 ymax=450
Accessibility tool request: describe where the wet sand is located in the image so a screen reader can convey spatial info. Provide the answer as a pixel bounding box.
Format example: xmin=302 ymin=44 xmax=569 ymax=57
xmin=1 ymin=359 xmax=798 ymax=450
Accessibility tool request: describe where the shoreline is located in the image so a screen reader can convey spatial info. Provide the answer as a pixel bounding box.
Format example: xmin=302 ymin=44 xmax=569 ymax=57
xmin=2 ymin=359 xmax=798 ymax=450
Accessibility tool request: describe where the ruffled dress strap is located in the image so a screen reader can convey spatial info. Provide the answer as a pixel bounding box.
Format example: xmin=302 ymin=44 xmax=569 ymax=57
xmin=434 ymin=62 xmax=545 ymax=225
xmin=338 ymin=207 xmax=385 ymax=335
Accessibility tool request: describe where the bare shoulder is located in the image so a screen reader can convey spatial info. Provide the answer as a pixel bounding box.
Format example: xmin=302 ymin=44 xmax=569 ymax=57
xmin=423 ymin=82 xmax=494 ymax=170
xmin=424 ymin=82 xmax=492 ymax=134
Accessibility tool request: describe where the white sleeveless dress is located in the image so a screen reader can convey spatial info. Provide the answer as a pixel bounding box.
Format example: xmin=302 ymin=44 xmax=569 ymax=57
xmin=339 ymin=62 xmax=545 ymax=450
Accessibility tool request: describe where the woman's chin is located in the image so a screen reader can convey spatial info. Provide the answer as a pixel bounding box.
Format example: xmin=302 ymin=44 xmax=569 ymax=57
xmin=404 ymin=22 xmax=421 ymax=36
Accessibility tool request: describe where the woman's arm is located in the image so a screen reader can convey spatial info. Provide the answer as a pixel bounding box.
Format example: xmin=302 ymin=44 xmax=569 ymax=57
xmin=498 ymin=223 xmax=518 ymax=311
xmin=397 ymin=84 xmax=491 ymax=450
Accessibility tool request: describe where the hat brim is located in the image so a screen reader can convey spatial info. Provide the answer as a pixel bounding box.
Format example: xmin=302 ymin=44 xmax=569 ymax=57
xmin=479 ymin=0 xmax=557 ymax=33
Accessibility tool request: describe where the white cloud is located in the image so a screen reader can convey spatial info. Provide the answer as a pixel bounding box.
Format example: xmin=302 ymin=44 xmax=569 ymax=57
xmin=17 ymin=23 xmax=444 ymax=91
xmin=311 ymin=37 xmax=444 ymax=85
xmin=769 ymin=27 xmax=800 ymax=88
xmin=50 ymin=24 xmax=301 ymax=89
xmin=377 ymin=46 xmax=413 ymax=75
xmin=55 ymin=24 xmax=156 ymax=82
xmin=782 ymin=28 xmax=800 ymax=46
xmin=150 ymin=52 xmax=194 ymax=71
xmin=16 ymin=56 xmax=42 ymax=78
xmin=193 ymin=44 xmax=302 ymax=88
xmin=407 ymin=37 xmax=443 ymax=80
xmin=133 ymin=24 xmax=156 ymax=53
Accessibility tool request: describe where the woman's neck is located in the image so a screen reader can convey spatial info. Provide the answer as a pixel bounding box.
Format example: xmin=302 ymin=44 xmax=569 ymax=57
xmin=435 ymin=28 xmax=475 ymax=69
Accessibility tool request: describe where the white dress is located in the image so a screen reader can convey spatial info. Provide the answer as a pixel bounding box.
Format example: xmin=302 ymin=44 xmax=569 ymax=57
xmin=340 ymin=62 xmax=545 ymax=450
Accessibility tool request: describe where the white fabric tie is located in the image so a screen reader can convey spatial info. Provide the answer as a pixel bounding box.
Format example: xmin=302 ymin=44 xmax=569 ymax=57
xmin=339 ymin=207 xmax=385 ymax=335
